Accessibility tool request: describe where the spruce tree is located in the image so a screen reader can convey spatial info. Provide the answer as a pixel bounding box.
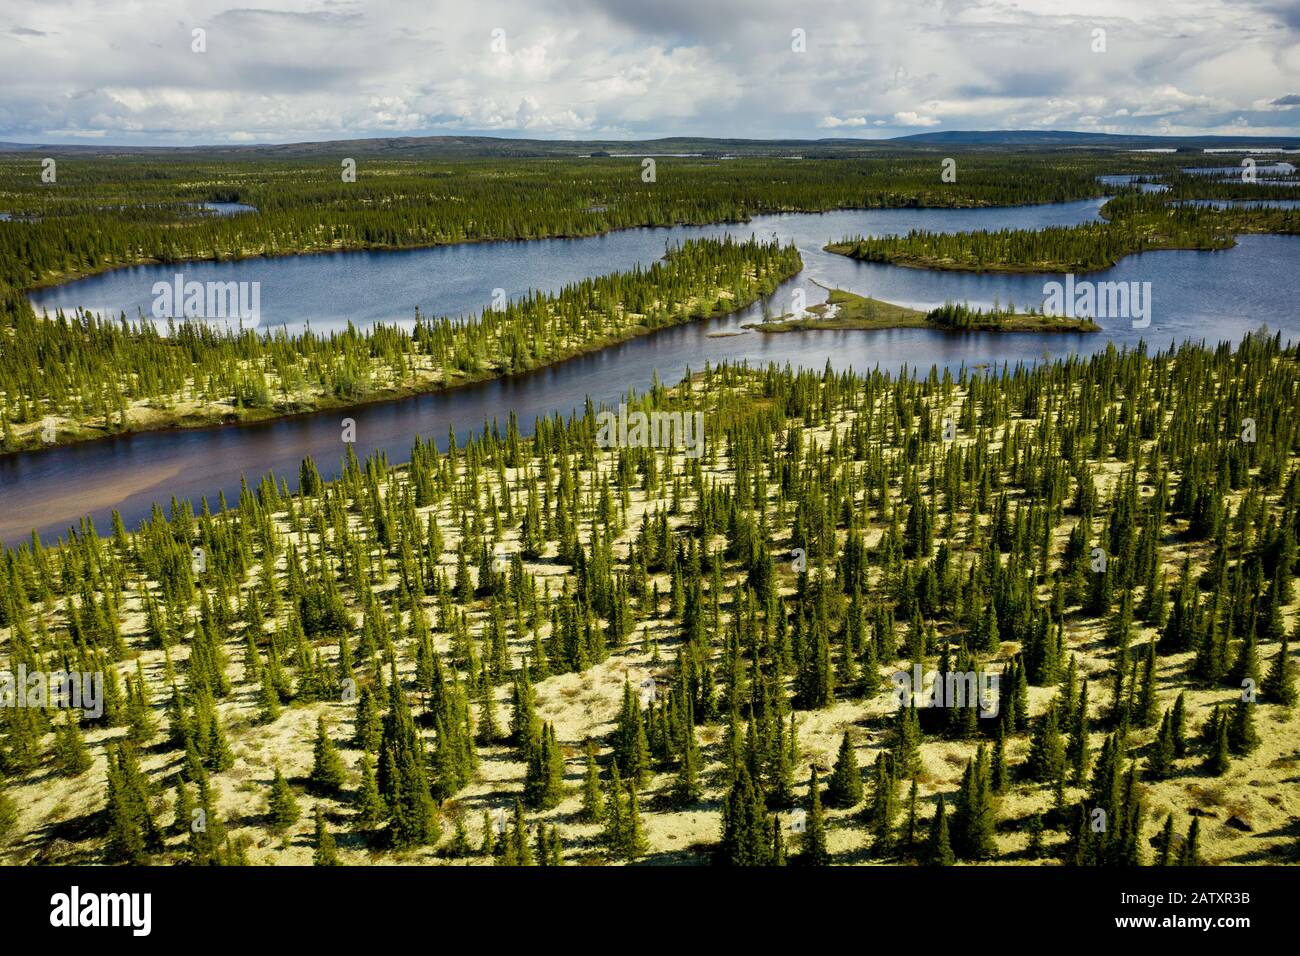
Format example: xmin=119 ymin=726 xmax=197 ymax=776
xmin=1203 ymin=711 xmax=1231 ymax=776
xmin=801 ymin=766 xmax=830 ymax=865
xmin=268 ymin=764 xmax=301 ymax=831
xmin=313 ymin=806 xmax=340 ymax=865
xmin=309 ymin=716 xmax=347 ymax=794
xmin=717 ymin=766 xmax=770 ymax=866
xmin=1145 ymin=709 xmax=1176 ymax=781
xmin=1027 ymin=700 xmax=1066 ymax=783
xmin=622 ymin=784 xmax=649 ymax=860
xmin=352 ymin=752 xmax=386 ymax=830
xmin=1227 ymin=696 xmax=1259 ymax=756
xmin=1171 ymin=691 xmax=1188 ymax=757
xmin=1180 ymin=818 xmax=1202 ymax=865
xmin=1155 ymin=814 xmax=1175 ymax=866
xmin=603 ymin=761 xmax=626 ymax=855
xmin=826 ymin=731 xmax=862 ymax=808
xmin=173 ymin=778 xmax=194 ymax=837
xmin=1262 ymin=630 xmax=1296 ymax=707
xmin=926 ymin=794 xmax=955 ymax=866
xmin=952 ymin=744 xmax=995 ymax=860
xmin=867 ymin=753 xmax=898 ymax=856
xmin=523 ymin=721 xmax=565 ymax=810
xmin=580 ymin=739 xmax=604 ymax=822
xmin=53 ymin=710 xmax=92 ymax=777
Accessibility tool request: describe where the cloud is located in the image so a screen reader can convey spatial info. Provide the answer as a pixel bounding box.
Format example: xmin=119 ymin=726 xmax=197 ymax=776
xmin=892 ymin=111 xmax=940 ymax=127
xmin=0 ymin=0 xmax=1298 ymax=144
xmin=819 ymin=115 xmax=868 ymax=128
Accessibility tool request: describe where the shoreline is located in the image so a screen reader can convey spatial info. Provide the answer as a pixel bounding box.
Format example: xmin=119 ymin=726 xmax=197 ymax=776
xmin=14 ymin=195 xmax=1110 ymax=296
xmin=744 ymin=287 xmax=1100 ymax=335
xmin=2 ymin=270 xmax=799 ymax=458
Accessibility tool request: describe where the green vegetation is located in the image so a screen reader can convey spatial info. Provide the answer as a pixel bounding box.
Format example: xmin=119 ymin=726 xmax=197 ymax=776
xmin=827 ymin=192 xmax=1300 ymax=273
xmin=0 ymin=153 xmax=1121 ymax=290
xmin=1 ymin=331 xmax=1297 ymax=865
xmin=747 ymin=287 xmax=1098 ymax=333
xmin=0 ymin=236 xmax=800 ymax=451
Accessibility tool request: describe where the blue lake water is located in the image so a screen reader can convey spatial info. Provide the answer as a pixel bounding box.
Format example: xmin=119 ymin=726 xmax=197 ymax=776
xmin=6 ymin=199 xmax=1300 ymax=546
xmin=198 ymin=201 xmax=258 ymax=216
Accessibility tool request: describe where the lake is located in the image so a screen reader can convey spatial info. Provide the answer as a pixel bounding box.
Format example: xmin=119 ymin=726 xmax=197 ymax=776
xmin=6 ymin=200 xmax=1300 ymax=546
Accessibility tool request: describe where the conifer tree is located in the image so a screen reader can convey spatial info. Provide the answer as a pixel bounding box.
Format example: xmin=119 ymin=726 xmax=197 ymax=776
xmin=480 ymin=809 xmax=496 ymax=858
xmin=952 ymin=744 xmax=995 ymax=860
xmin=613 ymin=677 xmax=650 ymax=788
xmin=801 ymin=766 xmax=830 ymax=866
xmin=1155 ymin=814 xmax=1176 ymax=866
xmin=104 ymin=743 xmax=162 ymax=864
xmin=771 ymin=815 xmax=787 ymax=866
xmin=173 ymin=778 xmax=194 ymax=837
xmin=268 ymin=764 xmax=301 ymax=832
xmin=867 ymin=753 xmax=898 ymax=856
xmin=717 ymin=766 xmax=771 ymax=866
xmin=524 ymin=721 xmax=565 ymax=809
xmin=1180 ymin=818 xmax=1202 ymax=865
xmin=53 ymin=711 xmax=92 ymax=777
xmin=826 ymin=731 xmax=862 ymax=808
xmin=1027 ymin=700 xmax=1066 ymax=783
xmin=313 ymin=806 xmax=340 ymax=866
xmin=603 ymin=760 xmax=627 ymax=855
xmin=1145 ymin=709 xmax=1176 ymax=781
xmin=622 ymin=784 xmax=649 ymax=860
xmin=891 ymin=701 xmax=921 ymax=778
xmin=1171 ymin=691 xmax=1188 ymax=757
xmin=352 ymin=752 xmax=386 ymax=830
xmin=1026 ymin=811 xmax=1044 ymax=859
xmin=353 ymin=684 xmax=381 ymax=751
xmin=378 ymin=673 xmax=437 ymax=846
xmin=580 ymin=739 xmax=604 ymax=822
xmin=1227 ymin=696 xmax=1259 ymax=756
xmin=926 ymin=794 xmax=955 ymax=866
xmin=903 ymin=777 xmax=920 ymax=854
xmin=1204 ymin=711 xmax=1231 ymax=776
xmin=1262 ymin=630 xmax=1296 ymax=708
xmin=309 ymin=716 xmax=347 ymax=794
xmin=258 ymin=666 xmax=281 ymax=723
xmin=506 ymin=799 xmax=534 ymax=866
xmin=673 ymin=713 xmax=702 ymax=806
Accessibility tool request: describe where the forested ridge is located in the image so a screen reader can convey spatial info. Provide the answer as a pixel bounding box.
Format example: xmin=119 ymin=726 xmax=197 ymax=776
xmin=0 ymin=236 xmax=801 ymax=451
xmin=1 ymin=332 xmax=1296 ymax=865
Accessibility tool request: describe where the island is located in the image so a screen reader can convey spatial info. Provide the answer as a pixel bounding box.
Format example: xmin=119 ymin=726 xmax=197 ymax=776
xmin=744 ymin=287 xmax=1100 ymax=334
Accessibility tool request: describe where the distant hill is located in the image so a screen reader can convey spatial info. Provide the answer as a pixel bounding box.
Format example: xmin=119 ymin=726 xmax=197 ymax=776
xmin=890 ymin=130 xmax=1300 ymax=149
xmin=2 ymin=130 xmax=1299 ymax=158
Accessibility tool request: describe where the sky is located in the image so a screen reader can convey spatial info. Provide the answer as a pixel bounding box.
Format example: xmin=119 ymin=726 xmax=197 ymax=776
xmin=2 ymin=0 xmax=1299 ymax=145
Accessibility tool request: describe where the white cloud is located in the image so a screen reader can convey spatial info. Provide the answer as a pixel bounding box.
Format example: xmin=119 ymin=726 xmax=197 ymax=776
xmin=892 ymin=111 xmax=940 ymax=127
xmin=819 ymin=115 xmax=868 ymax=128
xmin=0 ymin=0 xmax=1295 ymax=144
